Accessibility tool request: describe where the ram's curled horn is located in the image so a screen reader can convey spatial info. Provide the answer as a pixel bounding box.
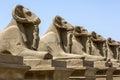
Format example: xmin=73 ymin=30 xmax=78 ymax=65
xmin=12 ymin=4 xmax=30 ymax=23
xmin=53 ymin=15 xmax=62 ymax=28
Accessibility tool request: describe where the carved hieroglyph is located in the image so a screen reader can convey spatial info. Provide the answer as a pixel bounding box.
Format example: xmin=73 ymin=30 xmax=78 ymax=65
xmin=72 ymin=26 xmax=106 ymax=61
xmin=38 ymin=16 xmax=84 ymax=59
xmin=0 ymin=5 xmax=52 ymax=59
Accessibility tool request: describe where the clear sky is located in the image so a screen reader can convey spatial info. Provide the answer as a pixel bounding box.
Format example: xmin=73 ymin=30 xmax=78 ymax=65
xmin=1 ymin=0 xmax=120 ymax=41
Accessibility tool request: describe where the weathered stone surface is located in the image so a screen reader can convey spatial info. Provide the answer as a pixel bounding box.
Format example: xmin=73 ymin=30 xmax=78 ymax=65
xmin=53 ymin=59 xmax=84 ymax=68
xmin=0 ymin=4 xmax=120 ymax=80
xmin=24 ymin=60 xmax=74 ymax=80
xmin=70 ymin=67 xmax=98 ymax=80
xmin=0 ymin=54 xmax=30 ymax=80
xmin=72 ymin=26 xmax=106 ymax=61
xmin=107 ymin=38 xmax=118 ymax=60
xmin=90 ymin=31 xmax=106 ymax=56
xmin=84 ymin=60 xmax=107 ymax=68
xmin=38 ymin=16 xmax=84 ymax=59
xmin=0 ymin=4 xmax=52 ymax=60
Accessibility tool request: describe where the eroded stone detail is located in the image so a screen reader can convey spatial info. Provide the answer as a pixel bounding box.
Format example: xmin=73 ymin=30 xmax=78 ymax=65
xmin=72 ymin=26 xmax=106 ymax=61
xmin=0 ymin=4 xmax=120 ymax=80
xmin=38 ymin=16 xmax=84 ymax=59
xmin=0 ymin=4 xmax=52 ymax=59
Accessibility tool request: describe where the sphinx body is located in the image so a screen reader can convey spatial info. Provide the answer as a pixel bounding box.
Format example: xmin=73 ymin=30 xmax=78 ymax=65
xmin=72 ymin=26 xmax=88 ymax=55
xmin=38 ymin=16 xmax=84 ymax=59
xmin=107 ymin=38 xmax=118 ymax=61
xmin=0 ymin=5 xmax=52 ymax=59
xmin=90 ymin=31 xmax=106 ymax=56
xmin=72 ymin=26 xmax=106 ymax=61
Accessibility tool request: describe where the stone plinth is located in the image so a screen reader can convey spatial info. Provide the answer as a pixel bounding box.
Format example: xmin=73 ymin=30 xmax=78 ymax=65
xmin=0 ymin=54 xmax=30 ymax=80
xmin=24 ymin=59 xmax=120 ymax=80
xmin=96 ymin=67 xmax=116 ymax=80
xmin=69 ymin=67 xmax=98 ymax=80
xmin=24 ymin=59 xmax=74 ymax=80
xmin=53 ymin=59 xmax=83 ymax=68
xmin=112 ymin=61 xmax=120 ymax=67
xmin=106 ymin=67 xmax=116 ymax=80
xmin=83 ymin=60 xmax=106 ymax=67
xmin=25 ymin=67 xmax=74 ymax=80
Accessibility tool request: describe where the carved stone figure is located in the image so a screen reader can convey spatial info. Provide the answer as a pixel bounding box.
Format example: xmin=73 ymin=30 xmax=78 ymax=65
xmin=90 ymin=31 xmax=106 ymax=56
xmin=107 ymin=37 xmax=119 ymax=60
xmin=72 ymin=26 xmax=106 ymax=61
xmin=117 ymin=42 xmax=120 ymax=62
xmin=0 ymin=5 xmax=52 ymax=59
xmin=67 ymin=32 xmax=73 ymax=53
xmin=86 ymin=35 xmax=92 ymax=55
xmin=103 ymin=42 xmax=108 ymax=58
xmin=38 ymin=16 xmax=84 ymax=59
xmin=32 ymin=25 xmax=39 ymax=50
xmin=72 ymin=26 xmax=88 ymax=54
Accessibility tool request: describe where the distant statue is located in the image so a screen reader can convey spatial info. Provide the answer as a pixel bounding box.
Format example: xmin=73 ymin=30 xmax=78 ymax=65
xmin=86 ymin=35 xmax=92 ymax=55
xmin=117 ymin=42 xmax=120 ymax=62
xmin=72 ymin=26 xmax=106 ymax=61
xmin=103 ymin=42 xmax=108 ymax=58
xmin=0 ymin=4 xmax=52 ymax=59
xmin=90 ymin=31 xmax=106 ymax=56
xmin=72 ymin=26 xmax=88 ymax=54
xmin=107 ymin=37 xmax=119 ymax=60
xmin=38 ymin=16 xmax=84 ymax=59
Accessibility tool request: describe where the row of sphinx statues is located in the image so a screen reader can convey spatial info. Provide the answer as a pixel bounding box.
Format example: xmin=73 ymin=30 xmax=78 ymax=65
xmin=0 ymin=4 xmax=120 ymax=63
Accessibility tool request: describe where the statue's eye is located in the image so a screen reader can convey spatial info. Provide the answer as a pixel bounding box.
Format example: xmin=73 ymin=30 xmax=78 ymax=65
xmin=62 ymin=20 xmax=67 ymax=24
xmin=24 ymin=8 xmax=32 ymax=16
xmin=64 ymin=21 xmax=67 ymax=24
xmin=25 ymin=11 xmax=31 ymax=16
xmin=82 ymin=29 xmax=86 ymax=32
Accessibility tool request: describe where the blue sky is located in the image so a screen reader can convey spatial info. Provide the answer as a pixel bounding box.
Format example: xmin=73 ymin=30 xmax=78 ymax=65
xmin=1 ymin=0 xmax=120 ymax=40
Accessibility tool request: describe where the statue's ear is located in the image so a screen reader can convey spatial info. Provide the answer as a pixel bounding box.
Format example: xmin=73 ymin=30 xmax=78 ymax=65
xmin=12 ymin=4 xmax=29 ymax=23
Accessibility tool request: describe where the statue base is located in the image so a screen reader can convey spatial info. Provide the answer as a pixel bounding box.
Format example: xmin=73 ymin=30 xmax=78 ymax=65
xmin=84 ymin=60 xmax=107 ymax=68
xmin=0 ymin=54 xmax=30 ymax=80
xmin=24 ymin=59 xmax=75 ymax=80
xmin=24 ymin=59 xmax=120 ymax=80
xmin=53 ymin=59 xmax=84 ymax=68
xmin=111 ymin=61 xmax=120 ymax=67
xmin=24 ymin=58 xmax=83 ymax=68
xmin=70 ymin=67 xmax=98 ymax=80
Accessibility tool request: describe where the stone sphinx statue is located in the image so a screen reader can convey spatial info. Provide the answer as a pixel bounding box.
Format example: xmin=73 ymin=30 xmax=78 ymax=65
xmin=38 ymin=15 xmax=84 ymax=59
xmin=116 ymin=41 xmax=120 ymax=62
xmin=72 ymin=26 xmax=106 ymax=61
xmin=90 ymin=31 xmax=106 ymax=57
xmin=0 ymin=4 xmax=52 ymax=59
xmin=72 ymin=26 xmax=89 ymax=55
xmin=107 ymin=37 xmax=119 ymax=60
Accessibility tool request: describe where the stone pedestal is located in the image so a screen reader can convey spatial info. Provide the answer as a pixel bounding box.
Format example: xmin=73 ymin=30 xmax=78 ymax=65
xmin=113 ymin=68 xmax=120 ymax=80
xmin=112 ymin=61 xmax=120 ymax=67
xmin=85 ymin=68 xmax=98 ymax=80
xmin=24 ymin=59 xmax=74 ymax=80
xmin=96 ymin=67 xmax=116 ymax=80
xmin=53 ymin=59 xmax=83 ymax=68
xmin=84 ymin=60 xmax=106 ymax=67
xmin=0 ymin=54 xmax=30 ymax=80
xmin=106 ymin=67 xmax=116 ymax=80
xmin=25 ymin=67 xmax=73 ymax=80
xmin=69 ymin=67 xmax=98 ymax=80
